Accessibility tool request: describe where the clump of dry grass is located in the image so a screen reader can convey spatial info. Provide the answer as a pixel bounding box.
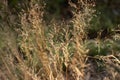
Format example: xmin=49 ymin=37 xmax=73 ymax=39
xmin=0 ymin=0 xmax=94 ymax=80
xmin=15 ymin=0 xmax=92 ymax=79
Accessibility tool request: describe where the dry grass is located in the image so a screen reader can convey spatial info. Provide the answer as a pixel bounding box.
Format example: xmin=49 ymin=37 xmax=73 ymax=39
xmin=0 ymin=0 xmax=120 ymax=80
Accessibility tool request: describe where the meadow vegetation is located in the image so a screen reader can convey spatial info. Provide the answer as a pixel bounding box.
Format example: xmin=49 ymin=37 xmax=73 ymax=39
xmin=0 ymin=0 xmax=120 ymax=80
